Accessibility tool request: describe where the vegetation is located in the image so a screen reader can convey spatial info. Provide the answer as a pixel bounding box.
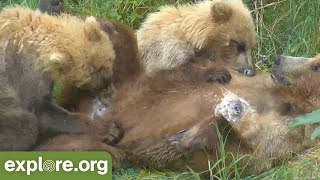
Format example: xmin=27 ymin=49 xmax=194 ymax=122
xmin=1 ymin=0 xmax=319 ymax=179
xmin=290 ymin=110 xmax=320 ymax=140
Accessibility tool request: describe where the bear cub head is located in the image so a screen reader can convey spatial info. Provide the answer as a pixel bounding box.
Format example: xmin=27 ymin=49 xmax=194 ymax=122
xmin=46 ymin=16 xmax=115 ymax=93
xmin=204 ymin=0 xmax=256 ymax=76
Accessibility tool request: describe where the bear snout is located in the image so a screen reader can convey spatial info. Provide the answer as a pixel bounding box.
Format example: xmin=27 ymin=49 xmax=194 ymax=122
xmin=244 ymin=68 xmax=256 ymax=76
xmin=274 ymin=55 xmax=282 ymax=65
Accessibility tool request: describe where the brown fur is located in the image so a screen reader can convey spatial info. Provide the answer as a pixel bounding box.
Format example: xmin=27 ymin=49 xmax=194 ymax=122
xmin=38 ymin=0 xmax=143 ymax=110
xmin=97 ymin=19 xmax=142 ymax=88
xmin=35 ymin=0 xmax=320 ymax=175
xmin=137 ymin=0 xmax=256 ymax=77
xmin=58 ymin=18 xmax=143 ymax=111
xmin=38 ymin=54 xmax=320 ymax=175
xmin=0 ymin=7 xmax=115 ymax=88
xmin=0 ymin=7 xmax=123 ymax=150
xmin=36 ymin=134 xmax=125 ymax=167
xmin=38 ymin=67 xmax=266 ymax=171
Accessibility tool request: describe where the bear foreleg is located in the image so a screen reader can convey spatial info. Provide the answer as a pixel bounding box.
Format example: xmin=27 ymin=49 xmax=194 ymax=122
xmin=35 ymin=101 xmax=122 ymax=145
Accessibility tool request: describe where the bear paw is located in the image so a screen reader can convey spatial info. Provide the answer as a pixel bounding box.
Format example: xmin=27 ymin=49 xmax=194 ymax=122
xmin=205 ymin=68 xmax=232 ymax=84
xmin=168 ymin=129 xmax=190 ymax=152
xmin=95 ymin=121 xmax=124 ymax=145
xmin=39 ymin=0 xmax=62 ymax=15
xmin=214 ymin=92 xmax=250 ymax=122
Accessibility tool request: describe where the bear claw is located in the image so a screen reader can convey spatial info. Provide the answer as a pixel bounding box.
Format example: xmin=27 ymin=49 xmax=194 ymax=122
xmin=96 ymin=121 xmax=124 ymax=145
xmin=205 ymin=69 xmax=232 ymax=83
xmin=168 ymin=129 xmax=189 ymax=152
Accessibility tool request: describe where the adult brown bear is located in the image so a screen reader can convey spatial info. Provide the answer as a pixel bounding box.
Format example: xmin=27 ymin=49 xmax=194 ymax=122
xmin=37 ymin=54 xmax=320 ymax=175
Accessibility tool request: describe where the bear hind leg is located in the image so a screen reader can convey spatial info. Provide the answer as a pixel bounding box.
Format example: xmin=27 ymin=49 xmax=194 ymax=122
xmin=36 ymin=134 xmax=125 ymax=168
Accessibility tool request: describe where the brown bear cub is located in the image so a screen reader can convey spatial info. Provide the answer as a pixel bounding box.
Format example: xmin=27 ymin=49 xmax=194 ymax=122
xmin=137 ymin=0 xmax=256 ymax=80
xmin=0 ymin=7 xmax=122 ymax=150
xmin=38 ymin=0 xmax=143 ymax=111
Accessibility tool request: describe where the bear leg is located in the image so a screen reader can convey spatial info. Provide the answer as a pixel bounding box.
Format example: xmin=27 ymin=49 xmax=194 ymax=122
xmin=168 ymin=116 xmax=224 ymax=152
xmin=169 ymin=116 xmax=252 ymax=154
xmin=160 ymin=63 xmax=232 ymax=83
xmin=36 ymin=134 xmax=125 ymax=168
xmin=35 ymin=101 xmax=123 ymax=145
xmin=0 ymin=72 xmax=38 ymax=150
xmin=0 ymin=110 xmax=38 ymax=150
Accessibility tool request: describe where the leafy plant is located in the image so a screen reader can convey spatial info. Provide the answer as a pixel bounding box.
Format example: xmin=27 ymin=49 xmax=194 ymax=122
xmin=289 ymin=110 xmax=320 ymax=140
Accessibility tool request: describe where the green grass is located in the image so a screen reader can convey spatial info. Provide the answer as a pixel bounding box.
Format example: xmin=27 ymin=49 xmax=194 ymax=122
xmin=62 ymin=0 xmax=193 ymax=28
xmin=251 ymin=0 xmax=320 ymax=70
xmin=110 ymin=127 xmax=252 ymax=180
xmin=1 ymin=0 xmax=319 ymax=179
xmin=0 ymin=0 xmax=39 ymax=9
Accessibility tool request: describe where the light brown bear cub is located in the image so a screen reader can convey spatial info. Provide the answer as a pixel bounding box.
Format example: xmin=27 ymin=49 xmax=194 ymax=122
xmin=0 ymin=7 xmax=120 ymax=150
xmin=38 ymin=0 xmax=143 ymax=111
xmin=138 ymin=0 xmax=256 ymax=80
xmin=0 ymin=7 xmax=115 ymax=89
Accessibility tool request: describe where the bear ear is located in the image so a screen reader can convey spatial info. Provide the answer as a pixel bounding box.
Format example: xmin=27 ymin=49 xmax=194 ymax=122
xmin=48 ymin=52 xmax=73 ymax=74
xmin=84 ymin=16 xmax=103 ymax=42
xmin=211 ymin=2 xmax=233 ymax=23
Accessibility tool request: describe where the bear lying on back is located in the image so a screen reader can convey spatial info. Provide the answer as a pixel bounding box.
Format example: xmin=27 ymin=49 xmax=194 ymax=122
xmin=137 ymin=0 xmax=256 ymax=78
xmin=0 ymin=7 xmax=121 ymax=150
xmin=37 ymin=54 xmax=320 ymax=175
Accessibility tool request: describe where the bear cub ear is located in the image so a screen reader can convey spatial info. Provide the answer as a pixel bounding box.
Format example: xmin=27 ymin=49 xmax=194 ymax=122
xmin=211 ymin=2 xmax=233 ymax=23
xmin=84 ymin=16 xmax=103 ymax=42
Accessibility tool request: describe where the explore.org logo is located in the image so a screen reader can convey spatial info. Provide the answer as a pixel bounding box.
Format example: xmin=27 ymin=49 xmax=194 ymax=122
xmin=0 ymin=152 xmax=112 ymax=180
xmin=4 ymin=157 xmax=108 ymax=175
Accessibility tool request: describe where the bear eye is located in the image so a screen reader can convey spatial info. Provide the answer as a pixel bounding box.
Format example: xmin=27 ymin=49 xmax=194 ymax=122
xmin=311 ymin=63 xmax=320 ymax=72
xmin=228 ymin=40 xmax=246 ymax=53
xmin=237 ymin=42 xmax=246 ymax=53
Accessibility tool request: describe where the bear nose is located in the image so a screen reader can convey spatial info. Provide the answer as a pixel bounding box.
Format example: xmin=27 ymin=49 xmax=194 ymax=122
xmin=274 ymin=55 xmax=281 ymax=65
xmin=244 ymin=68 xmax=256 ymax=77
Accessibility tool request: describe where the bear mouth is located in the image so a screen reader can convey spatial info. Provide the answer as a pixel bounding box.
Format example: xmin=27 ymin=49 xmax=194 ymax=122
xmin=270 ymin=73 xmax=280 ymax=83
xmin=270 ymin=73 xmax=291 ymax=85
